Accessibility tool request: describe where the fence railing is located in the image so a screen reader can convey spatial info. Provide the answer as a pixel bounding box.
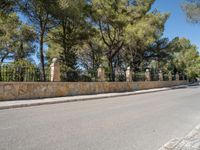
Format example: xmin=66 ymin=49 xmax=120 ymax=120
xmin=61 ymin=70 xmax=93 ymax=82
xmin=0 ymin=64 xmax=186 ymax=82
xmin=133 ymin=72 xmax=145 ymax=81
xmin=0 ymin=65 xmax=50 ymax=82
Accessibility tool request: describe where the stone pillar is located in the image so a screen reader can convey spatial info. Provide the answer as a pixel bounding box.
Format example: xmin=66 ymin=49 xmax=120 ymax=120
xmin=50 ymin=58 xmax=61 ymax=82
xmin=176 ymin=73 xmax=180 ymax=81
xmin=97 ymin=65 xmax=105 ymax=82
xmin=158 ymin=70 xmax=163 ymax=81
xmin=145 ymin=69 xmax=151 ymax=81
xmin=126 ymin=67 xmax=132 ymax=82
xmin=168 ymin=71 xmax=172 ymax=81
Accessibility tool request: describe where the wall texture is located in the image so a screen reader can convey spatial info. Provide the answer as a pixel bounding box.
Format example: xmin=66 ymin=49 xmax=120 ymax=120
xmin=0 ymin=81 xmax=187 ymax=101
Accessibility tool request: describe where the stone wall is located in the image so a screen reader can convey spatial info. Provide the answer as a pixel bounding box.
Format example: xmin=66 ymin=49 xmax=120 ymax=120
xmin=0 ymin=81 xmax=187 ymax=101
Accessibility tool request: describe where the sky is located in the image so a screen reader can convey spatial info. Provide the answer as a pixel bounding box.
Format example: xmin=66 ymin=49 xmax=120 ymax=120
xmin=152 ymin=0 xmax=200 ymax=52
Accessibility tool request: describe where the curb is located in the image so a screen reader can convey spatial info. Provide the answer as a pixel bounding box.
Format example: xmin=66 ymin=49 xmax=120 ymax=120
xmin=0 ymin=85 xmax=188 ymax=110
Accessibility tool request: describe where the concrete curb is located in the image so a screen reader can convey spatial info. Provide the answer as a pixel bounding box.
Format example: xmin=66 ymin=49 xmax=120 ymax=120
xmin=0 ymin=85 xmax=188 ymax=110
xmin=159 ymin=124 xmax=200 ymax=150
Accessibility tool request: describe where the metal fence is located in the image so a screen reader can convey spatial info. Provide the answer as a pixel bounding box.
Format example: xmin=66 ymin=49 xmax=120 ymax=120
xmin=0 ymin=65 xmax=50 ymax=82
xmin=133 ymin=72 xmax=145 ymax=81
xmin=61 ymin=70 xmax=93 ymax=82
xmin=0 ymin=65 xmax=186 ymax=82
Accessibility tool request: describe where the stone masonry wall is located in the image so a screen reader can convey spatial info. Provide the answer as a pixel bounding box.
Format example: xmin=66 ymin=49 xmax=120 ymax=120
xmin=0 ymin=81 xmax=187 ymax=101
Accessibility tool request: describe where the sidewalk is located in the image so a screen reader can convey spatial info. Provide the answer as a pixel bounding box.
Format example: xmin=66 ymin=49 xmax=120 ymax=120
xmin=0 ymin=85 xmax=187 ymax=110
xmin=159 ymin=124 xmax=200 ymax=150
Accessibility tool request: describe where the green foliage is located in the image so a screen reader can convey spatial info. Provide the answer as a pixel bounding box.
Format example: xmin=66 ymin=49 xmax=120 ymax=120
xmin=13 ymin=24 xmax=36 ymax=61
xmin=0 ymin=13 xmax=36 ymax=63
xmin=11 ymin=59 xmax=36 ymax=67
xmin=90 ymin=0 xmax=169 ymax=80
xmin=0 ymin=60 xmax=37 ymax=81
xmin=76 ymin=35 xmax=104 ymax=79
xmin=0 ymin=0 xmax=199 ymax=82
xmin=18 ymin=0 xmax=55 ymax=81
xmin=0 ymin=13 xmax=19 ymax=62
xmin=171 ymin=38 xmax=200 ymax=79
xmin=46 ymin=0 xmax=89 ymax=70
xmin=182 ymin=0 xmax=200 ymax=23
xmin=124 ymin=12 xmax=169 ymax=70
xmin=0 ymin=0 xmax=16 ymax=14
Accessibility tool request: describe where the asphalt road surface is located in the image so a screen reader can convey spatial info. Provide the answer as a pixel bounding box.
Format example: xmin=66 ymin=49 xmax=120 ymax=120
xmin=0 ymin=85 xmax=200 ymax=150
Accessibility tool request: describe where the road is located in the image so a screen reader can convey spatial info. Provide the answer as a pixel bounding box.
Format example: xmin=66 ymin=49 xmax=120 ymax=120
xmin=0 ymin=85 xmax=200 ymax=150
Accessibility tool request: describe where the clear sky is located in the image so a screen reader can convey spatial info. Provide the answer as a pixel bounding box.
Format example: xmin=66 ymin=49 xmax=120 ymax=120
xmin=152 ymin=0 xmax=200 ymax=52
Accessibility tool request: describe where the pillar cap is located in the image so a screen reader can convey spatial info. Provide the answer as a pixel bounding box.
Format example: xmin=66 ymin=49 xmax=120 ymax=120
xmin=127 ymin=67 xmax=131 ymax=70
xmin=99 ymin=64 xmax=103 ymax=68
xmin=52 ymin=58 xmax=58 ymax=63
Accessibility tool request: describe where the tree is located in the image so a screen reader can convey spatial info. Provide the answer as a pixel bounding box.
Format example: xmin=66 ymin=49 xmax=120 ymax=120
xmin=182 ymin=0 xmax=200 ymax=23
xmin=0 ymin=0 xmax=15 ymax=14
xmin=171 ymin=38 xmax=200 ymax=79
xmin=46 ymin=0 xmax=89 ymax=70
xmin=91 ymin=0 xmax=126 ymax=80
xmin=0 ymin=13 xmax=19 ymax=63
xmin=143 ymin=37 xmax=186 ymax=72
xmin=77 ymin=35 xmax=104 ymax=79
xmin=18 ymin=0 xmax=54 ymax=81
xmin=182 ymin=0 xmax=200 ymax=80
xmin=0 ymin=12 xmax=37 ymax=81
xmin=0 ymin=13 xmax=36 ymax=63
xmin=13 ymin=24 xmax=36 ymax=61
xmin=145 ymin=38 xmax=171 ymax=62
xmin=90 ymin=0 xmax=168 ymax=80
xmin=124 ymin=12 xmax=169 ymax=70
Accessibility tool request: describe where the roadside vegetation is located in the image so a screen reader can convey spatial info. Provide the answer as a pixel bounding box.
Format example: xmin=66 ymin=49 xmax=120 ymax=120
xmin=0 ymin=0 xmax=199 ymax=81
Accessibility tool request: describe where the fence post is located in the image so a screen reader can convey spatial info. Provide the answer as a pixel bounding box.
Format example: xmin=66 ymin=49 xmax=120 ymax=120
xmin=126 ymin=67 xmax=132 ymax=82
xmin=158 ymin=70 xmax=163 ymax=81
xmin=50 ymin=58 xmax=61 ymax=82
xmin=168 ymin=71 xmax=172 ymax=81
xmin=182 ymin=74 xmax=185 ymax=80
xmin=145 ymin=69 xmax=151 ymax=81
xmin=176 ymin=73 xmax=180 ymax=81
xmin=132 ymin=70 xmax=135 ymax=81
xmin=115 ymin=66 xmax=120 ymax=81
xmin=97 ymin=65 xmax=105 ymax=82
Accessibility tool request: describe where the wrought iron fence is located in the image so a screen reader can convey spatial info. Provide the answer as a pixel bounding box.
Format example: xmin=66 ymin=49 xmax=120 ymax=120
xmin=172 ymin=75 xmax=176 ymax=81
xmin=151 ymin=73 xmax=159 ymax=81
xmin=0 ymin=65 xmax=50 ymax=82
xmin=163 ymin=74 xmax=169 ymax=81
xmin=61 ymin=70 xmax=93 ymax=82
xmin=0 ymin=64 xmax=186 ymax=82
xmin=179 ymin=74 xmax=187 ymax=80
xmin=133 ymin=72 xmax=145 ymax=81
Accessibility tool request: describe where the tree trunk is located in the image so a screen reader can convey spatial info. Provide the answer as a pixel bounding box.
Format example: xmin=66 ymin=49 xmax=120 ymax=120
xmin=92 ymin=48 xmax=96 ymax=79
xmin=108 ymin=57 xmax=115 ymax=81
xmin=0 ymin=60 xmax=2 ymax=81
xmin=89 ymin=42 xmax=96 ymax=79
xmin=0 ymin=52 xmax=8 ymax=81
xmin=40 ymin=32 xmax=46 ymax=81
xmin=62 ymin=22 xmax=68 ymax=67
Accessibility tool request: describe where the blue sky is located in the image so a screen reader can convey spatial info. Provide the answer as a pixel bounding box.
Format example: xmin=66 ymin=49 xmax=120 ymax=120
xmin=152 ymin=0 xmax=200 ymax=52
